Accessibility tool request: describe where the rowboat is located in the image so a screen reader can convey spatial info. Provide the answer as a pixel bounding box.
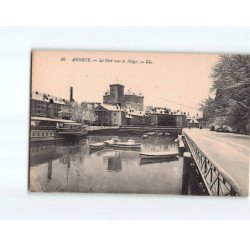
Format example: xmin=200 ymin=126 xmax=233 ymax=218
xmin=145 ymin=132 xmax=156 ymax=136
xmin=142 ymin=134 xmax=148 ymax=139
xmin=140 ymin=151 xmax=179 ymax=159
xmin=108 ymin=139 xmax=141 ymax=149
xmin=89 ymin=142 xmax=105 ymax=149
xmin=140 ymin=157 xmax=179 ymax=165
xmin=104 ymin=138 xmax=118 ymax=145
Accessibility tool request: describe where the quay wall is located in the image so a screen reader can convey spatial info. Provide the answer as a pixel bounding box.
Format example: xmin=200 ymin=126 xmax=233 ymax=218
xmin=87 ymin=126 xmax=182 ymax=135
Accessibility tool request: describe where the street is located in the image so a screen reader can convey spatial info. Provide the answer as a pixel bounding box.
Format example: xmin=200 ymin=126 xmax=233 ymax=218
xmin=183 ymin=128 xmax=249 ymax=196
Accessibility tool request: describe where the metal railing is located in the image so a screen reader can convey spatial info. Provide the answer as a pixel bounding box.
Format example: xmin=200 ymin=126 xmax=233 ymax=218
xmin=183 ymin=131 xmax=240 ymax=196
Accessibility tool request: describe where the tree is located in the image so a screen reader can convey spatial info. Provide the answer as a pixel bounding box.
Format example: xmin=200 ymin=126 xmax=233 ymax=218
xmin=199 ymin=96 xmax=215 ymax=124
xmin=200 ymin=54 xmax=250 ymax=133
xmin=60 ymin=102 xmax=97 ymax=125
xmin=80 ymin=102 xmax=97 ymax=125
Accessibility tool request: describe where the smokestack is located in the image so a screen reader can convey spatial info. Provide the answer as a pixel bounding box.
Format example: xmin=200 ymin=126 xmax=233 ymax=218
xmin=70 ymin=86 xmax=74 ymax=102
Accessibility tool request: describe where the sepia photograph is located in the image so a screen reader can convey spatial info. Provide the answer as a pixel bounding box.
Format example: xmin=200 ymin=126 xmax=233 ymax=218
xmin=29 ymin=50 xmax=249 ymax=196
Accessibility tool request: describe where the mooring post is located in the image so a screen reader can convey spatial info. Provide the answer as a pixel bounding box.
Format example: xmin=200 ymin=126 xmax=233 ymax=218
xmin=181 ymin=152 xmax=192 ymax=195
xmin=178 ymin=139 xmax=186 ymax=157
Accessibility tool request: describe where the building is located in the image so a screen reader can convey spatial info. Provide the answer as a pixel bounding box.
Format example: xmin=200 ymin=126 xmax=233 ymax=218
xmin=125 ymin=108 xmax=145 ymax=126
xmin=31 ymin=91 xmax=66 ymax=118
xmin=188 ymin=118 xmax=200 ymax=128
xmin=174 ymin=110 xmax=187 ymax=127
xmin=94 ymin=104 xmax=126 ymax=126
xmin=186 ymin=114 xmax=203 ymax=128
xmin=103 ymin=83 xmax=144 ymax=111
xmin=145 ymin=107 xmax=187 ymax=127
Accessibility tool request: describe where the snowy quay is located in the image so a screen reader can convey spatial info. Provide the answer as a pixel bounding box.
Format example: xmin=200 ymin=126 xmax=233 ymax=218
xmin=87 ymin=125 xmax=182 ymax=135
xmin=181 ymin=128 xmax=249 ymax=196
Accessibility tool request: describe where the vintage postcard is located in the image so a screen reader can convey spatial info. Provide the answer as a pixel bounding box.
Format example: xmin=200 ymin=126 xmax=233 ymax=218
xmin=29 ymin=50 xmax=249 ymax=196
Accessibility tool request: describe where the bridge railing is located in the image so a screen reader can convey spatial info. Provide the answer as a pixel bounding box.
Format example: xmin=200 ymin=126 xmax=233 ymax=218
xmin=183 ymin=131 xmax=240 ymax=196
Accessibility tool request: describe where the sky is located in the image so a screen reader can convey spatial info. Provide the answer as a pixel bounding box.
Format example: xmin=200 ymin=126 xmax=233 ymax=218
xmin=32 ymin=51 xmax=219 ymax=116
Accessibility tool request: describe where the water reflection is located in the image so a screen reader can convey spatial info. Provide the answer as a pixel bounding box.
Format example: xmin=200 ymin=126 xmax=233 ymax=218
xmin=47 ymin=161 xmax=52 ymax=181
xmin=107 ymin=154 xmax=122 ymax=172
xmin=29 ymin=135 xmax=184 ymax=194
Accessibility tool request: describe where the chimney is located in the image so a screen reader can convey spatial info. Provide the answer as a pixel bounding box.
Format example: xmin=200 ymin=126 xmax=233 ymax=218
xmin=70 ymin=86 xmax=74 ymax=102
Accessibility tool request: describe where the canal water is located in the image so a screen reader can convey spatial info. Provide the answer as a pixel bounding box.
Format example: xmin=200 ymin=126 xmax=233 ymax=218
xmin=29 ymin=135 xmax=184 ymax=194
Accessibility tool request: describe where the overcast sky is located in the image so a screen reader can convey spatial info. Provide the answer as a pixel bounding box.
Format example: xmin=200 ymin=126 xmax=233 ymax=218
xmin=32 ymin=51 xmax=219 ymax=116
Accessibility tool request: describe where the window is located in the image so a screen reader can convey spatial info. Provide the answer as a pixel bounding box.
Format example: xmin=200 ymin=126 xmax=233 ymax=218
xmin=114 ymin=113 xmax=116 ymax=116
xmin=114 ymin=118 xmax=116 ymax=122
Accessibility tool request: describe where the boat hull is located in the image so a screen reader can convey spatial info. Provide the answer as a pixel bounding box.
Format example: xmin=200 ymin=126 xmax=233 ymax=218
xmin=140 ymin=152 xmax=179 ymax=159
xmin=140 ymin=157 xmax=179 ymax=165
xmin=89 ymin=143 xmax=105 ymax=149
xmin=108 ymin=143 xmax=141 ymax=149
xmin=30 ymin=129 xmax=64 ymax=142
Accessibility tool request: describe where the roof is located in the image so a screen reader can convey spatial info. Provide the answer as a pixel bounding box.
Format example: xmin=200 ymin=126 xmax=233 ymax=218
xmin=31 ymin=91 xmax=66 ymax=105
xmin=96 ymin=104 xmax=125 ymax=112
xmin=31 ymin=116 xmax=76 ymax=123
xmin=174 ymin=110 xmax=186 ymax=115
xmin=147 ymin=107 xmax=171 ymax=115
xmin=126 ymin=108 xmax=145 ymax=117
xmin=125 ymin=88 xmax=144 ymax=97
xmin=189 ymin=118 xmax=199 ymax=124
xmin=110 ymin=83 xmax=124 ymax=87
xmin=125 ymin=114 xmax=133 ymax=119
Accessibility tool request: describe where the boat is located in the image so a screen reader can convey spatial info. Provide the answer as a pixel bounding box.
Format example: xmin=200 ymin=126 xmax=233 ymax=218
xmin=108 ymin=139 xmax=141 ymax=149
xmin=104 ymin=138 xmax=118 ymax=145
xmin=56 ymin=121 xmax=88 ymax=139
xmin=142 ymin=134 xmax=148 ymax=139
xmin=89 ymin=142 xmax=105 ymax=149
xmin=30 ymin=116 xmax=88 ymax=142
xmin=140 ymin=157 xmax=179 ymax=165
xmin=145 ymin=132 xmax=156 ymax=136
xmin=30 ymin=116 xmax=68 ymax=142
xmin=140 ymin=151 xmax=179 ymax=159
xmin=165 ymin=132 xmax=171 ymax=136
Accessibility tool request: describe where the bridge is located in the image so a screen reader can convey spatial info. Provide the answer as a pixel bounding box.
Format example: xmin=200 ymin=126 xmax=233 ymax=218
xmin=182 ymin=128 xmax=249 ymax=196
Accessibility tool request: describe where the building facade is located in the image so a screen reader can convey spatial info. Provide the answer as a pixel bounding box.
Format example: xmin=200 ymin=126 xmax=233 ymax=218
xmin=145 ymin=108 xmax=187 ymax=127
xmin=94 ymin=104 xmax=126 ymax=126
xmin=31 ymin=91 xmax=67 ymax=118
xmin=125 ymin=108 xmax=145 ymax=126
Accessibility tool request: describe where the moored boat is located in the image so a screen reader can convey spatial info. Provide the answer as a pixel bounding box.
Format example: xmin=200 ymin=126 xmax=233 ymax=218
xmin=56 ymin=121 xmax=88 ymax=139
xmin=30 ymin=116 xmax=66 ymax=142
xmin=89 ymin=142 xmax=105 ymax=149
xmin=140 ymin=157 xmax=179 ymax=165
xmin=104 ymin=138 xmax=118 ymax=145
xmin=142 ymin=134 xmax=148 ymax=139
xmin=108 ymin=139 xmax=141 ymax=149
xmin=145 ymin=132 xmax=156 ymax=136
xmin=140 ymin=151 xmax=179 ymax=159
xmin=30 ymin=116 xmax=88 ymax=142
